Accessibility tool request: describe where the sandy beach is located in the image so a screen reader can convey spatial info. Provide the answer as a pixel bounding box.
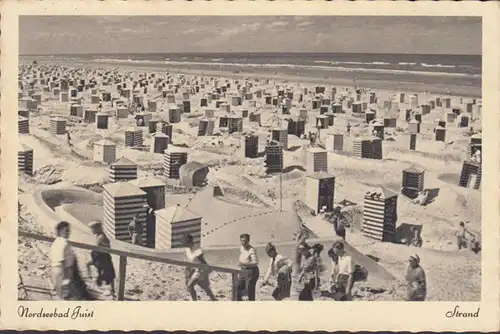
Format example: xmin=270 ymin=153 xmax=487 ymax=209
xmin=21 ymin=56 xmax=481 ymax=98
xmin=18 ymin=59 xmax=482 ymax=302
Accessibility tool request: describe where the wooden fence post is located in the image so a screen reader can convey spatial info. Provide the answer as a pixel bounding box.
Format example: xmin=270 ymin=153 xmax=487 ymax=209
xmin=231 ymin=273 xmax=239 ymax=301
xmin=117 ymin=256 xmax=127 ymax=301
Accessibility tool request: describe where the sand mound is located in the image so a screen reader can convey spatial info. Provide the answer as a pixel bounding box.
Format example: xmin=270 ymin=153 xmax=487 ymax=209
xmin=61 ymin=165 xmax=109 ymax=185
xmin=33 ymin=165 xmax=64 ymax=185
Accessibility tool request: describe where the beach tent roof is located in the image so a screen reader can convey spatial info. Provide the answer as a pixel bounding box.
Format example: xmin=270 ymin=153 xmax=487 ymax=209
xmin=471 ymin=133 xmax=482 ymax=139
xmin=153 ymin=132 xmax=169 ymax=138
xmin=307 ymin=171 xmax=335 ymax=180
xmin=103 ymin=182 xmax=146 ymax=198
xmin=403 ymin=165 xmax=425 ymax=174
xmin=95 ymin=139 xmax=116 ymax=146
xmin=111 ymin=157 xmax=137 ymax=167
xmin=128 ymin=177 xmax=165 ymax=189
xmin=365 ymin=186 xmax=398 ymax=200
xmin=156 ymin=205 xmax=201 ymax=223
xmin=18 ymin=143 xmax=33 ymax=152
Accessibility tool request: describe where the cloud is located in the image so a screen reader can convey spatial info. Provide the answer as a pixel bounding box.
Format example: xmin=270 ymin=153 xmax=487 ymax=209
xmin=217 ymin=22 xmax=262 ymax=37
xmin=297 ymin=20 xmax=313 ymax=28
xmin=267 ymin=21 xmax=289 ymax=29
xmin=19 ymin=16 xmax=481 ymax=55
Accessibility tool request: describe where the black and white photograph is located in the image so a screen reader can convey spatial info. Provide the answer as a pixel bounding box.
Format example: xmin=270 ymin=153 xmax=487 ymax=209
xmin=1 ymin=1 xmax=499 ymax=332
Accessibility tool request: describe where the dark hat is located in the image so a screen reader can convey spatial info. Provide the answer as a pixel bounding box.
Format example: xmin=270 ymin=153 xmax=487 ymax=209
xmin=55 ymin=221 xmax=70 ymax=234
xmin=265 ymin=242 xmax=276 ymax=254
xmin=332 ymin=240 xmax=345 ymax=250
xmin=298 ymin=242 xmax=311 ymax=251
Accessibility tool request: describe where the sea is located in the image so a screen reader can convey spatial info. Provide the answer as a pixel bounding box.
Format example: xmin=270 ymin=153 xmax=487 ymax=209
xmin=23 ymin=52 xmax=481 ymax=78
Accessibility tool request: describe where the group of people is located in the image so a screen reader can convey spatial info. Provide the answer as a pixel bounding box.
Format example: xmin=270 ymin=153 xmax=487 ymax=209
xmin=49 ymin=218 xmax=429 ymax=302
xmin=50 ymin=220 xmax=116 ymax=300
xmin=181 ymin=231 xmax=361 ymax=301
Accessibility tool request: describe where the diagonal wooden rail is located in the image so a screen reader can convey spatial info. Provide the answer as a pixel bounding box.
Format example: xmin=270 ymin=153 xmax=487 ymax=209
xmin=18 ymin=231 xmax=242 ymax=301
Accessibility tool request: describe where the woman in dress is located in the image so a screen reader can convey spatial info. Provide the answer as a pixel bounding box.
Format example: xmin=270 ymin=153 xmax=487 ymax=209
xmin=182 ymin=234 xmax=217 ymax=301
xmin=262 ymin=243 xmax=293 ymax=301
xmin=296 ymin=238 xmax=323 ymax=301
xmin=86 ymin=220 xmax=116 ymax=297
xmin=237 ymin=233 xmax=259 ymax=301
xmin=405 ymin=254 xmax=427 ymax=301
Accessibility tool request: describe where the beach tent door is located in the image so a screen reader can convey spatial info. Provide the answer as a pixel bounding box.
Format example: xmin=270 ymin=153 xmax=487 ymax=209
xmin=467 ymin=174 xmax=477 ymax=189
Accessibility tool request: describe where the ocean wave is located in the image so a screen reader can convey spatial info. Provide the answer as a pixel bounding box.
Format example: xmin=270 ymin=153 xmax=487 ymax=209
xmin=91 ymin=57 xmax=480 ymax=78
xmin=421 ymin=63 xmax=456 ymax=68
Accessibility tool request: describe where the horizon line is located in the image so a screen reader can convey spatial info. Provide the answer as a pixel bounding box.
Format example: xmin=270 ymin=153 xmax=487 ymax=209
xmin=20 ymin=51 xmax=482 ymax=57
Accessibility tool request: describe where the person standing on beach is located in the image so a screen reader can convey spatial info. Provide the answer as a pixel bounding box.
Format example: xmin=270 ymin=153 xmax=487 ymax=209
xmin=296 ymin=241 xmax=323 ymax=301
xmin=128 ymin=214 xmax=143 ymax=246
xmin=237 ymin=234 xmax=260 ymax=301
xmin=331 ymin=206 xmax=348 ymax=241
xmin=182 ymin=234 xmax=217 ymax=301
xmin=456 ymin=221 xmax=475 ymax=251
xmin=86 ymin=220 xmax=116 ymax=297
xmin=405 ymin=254 xmax=427 ymax=301
xmin=328 ymin=241 xmax=355 ymax=300
xmin=50 ymin=221 xmax=94 ymax=300
xmin=262 ymin=243 xmax=293 ymax=301
xmin=66 ymin=131 xmax=72 ymax=148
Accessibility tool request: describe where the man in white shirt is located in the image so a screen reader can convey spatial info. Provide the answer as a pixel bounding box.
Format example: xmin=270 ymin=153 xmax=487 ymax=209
xmin=50 ymin=221 xmax=75 ymax=299
xmin=329 ymin=241 xmax=355 ymax=300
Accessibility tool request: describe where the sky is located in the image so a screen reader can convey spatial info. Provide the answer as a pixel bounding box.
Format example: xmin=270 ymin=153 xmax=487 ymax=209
xmin=19 ymin=16 xmax=482 ymax=55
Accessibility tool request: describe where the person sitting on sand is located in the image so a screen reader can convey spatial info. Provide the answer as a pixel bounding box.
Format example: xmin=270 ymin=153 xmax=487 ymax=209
xmin=473 ymin=149 xmax=481 ymax=164
xmin=405 ymin=254 xmax=426 ymax=301
xmin=456 ymin=221 xmax=476 ymax=251
xmin=182 ymin=234 xmax=217 ymax=301
xmin=86 ymin=220 xmax=116 ymax=297
xmin=410 ymin=226 xmax=423 ymax=248
xmin=51 ymin=221 xmax=94 ymax=300
xmin=328 ymin=241 xmax=355 ymax=300
xmin=128 ymin=214 xmax=143 ymax=246
xmin=262 ymin=243 xmax=293 ymax=301
xmin=412 ymin=190 xmax=429 ymax=206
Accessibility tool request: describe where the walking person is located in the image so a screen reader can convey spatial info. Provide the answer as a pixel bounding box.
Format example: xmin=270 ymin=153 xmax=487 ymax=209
xmin=236 ymin=234 xmax=259 ymax=301
xmin=182 ymin=234 xmax=217 ymax=301
xmin=346 ymin=123 xmax=351 ymax=137
xmin=262 ymin=243 xmax=293 ymax=301
xmin=331 ymin=206 xmax=348 ymax=241
xmin=128 ymin=214 xmax=143 ymax=246
xmin=66 ymin=131 xmax=72 ymax=148
xmin=295 ymin=237 xmax=323 ymax=301
xmin=405 ymin=254 xmax=427 ymax=301
xmin=328 ymin=241 xmax=355 ymax=301
xmin=86 ymin=220 xmax=116 ymax=297
xmin=456 ymin=221 xmax=476 ymax=251
xmin=50 ymin=221 xmax=95 ymax=300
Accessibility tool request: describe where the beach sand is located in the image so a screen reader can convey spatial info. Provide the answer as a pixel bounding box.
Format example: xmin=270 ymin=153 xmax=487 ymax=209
xmin=17 ymin=60 xmax=482 ymax=301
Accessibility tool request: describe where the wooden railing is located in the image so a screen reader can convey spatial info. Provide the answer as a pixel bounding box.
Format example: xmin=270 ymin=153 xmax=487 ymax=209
xmin=18 ymin=231 xmax=242 ymax=301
